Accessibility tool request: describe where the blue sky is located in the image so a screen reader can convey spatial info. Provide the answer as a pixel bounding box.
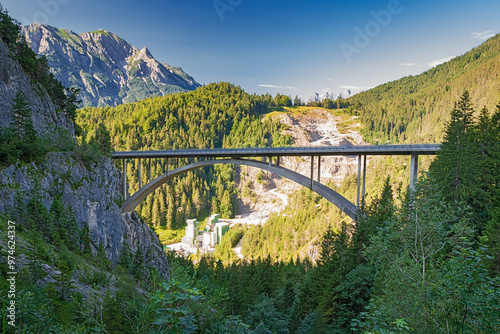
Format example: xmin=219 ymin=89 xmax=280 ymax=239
xmin=3 ymin=0 xmax=500 ymax=99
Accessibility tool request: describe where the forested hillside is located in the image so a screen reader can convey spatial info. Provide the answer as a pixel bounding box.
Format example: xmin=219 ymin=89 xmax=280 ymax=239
xmin=345 ymin=34 xmax=500 ymax=144
xmin=161 ymin=92 xmax=500 ymax=333
xmin=240 ymin=154 xmax=418 ymax=263
xmin=77 ymin=83 xmax=292 ymax=235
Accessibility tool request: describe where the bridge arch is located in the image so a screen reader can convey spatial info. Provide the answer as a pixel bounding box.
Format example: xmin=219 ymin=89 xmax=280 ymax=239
xmin=121 ymin=158 xmax=359 ymax=220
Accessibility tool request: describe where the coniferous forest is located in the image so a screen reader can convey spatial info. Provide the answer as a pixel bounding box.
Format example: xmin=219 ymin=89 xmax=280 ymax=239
xmin=77 ymin=82 xmax=293 ymax=239
xmin=1 ymin=4 xmax=500 ymax=333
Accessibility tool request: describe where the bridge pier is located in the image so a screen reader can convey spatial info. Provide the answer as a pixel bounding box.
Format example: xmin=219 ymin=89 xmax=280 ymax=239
xmin=122 ymin=159 xmax=128 ymax=199
xmin=357 ymin=155 xmax=361 ymax=207
xmin=149 ymin=158 xmax=152 ymax=182
xmin=410 ymin=154 xmax=418 ymax=191
xmin=317 ymin=156 xmax=321 ymax=183
xmin=310 ymin=156 xmax=314 ymax=189
xmin=138 ymin=158 xmax=142 ymax=189
xmin=362 ymin=155 xmax=367 ymax=208
xmin=356 ymin=155 xmax=367 ymax=209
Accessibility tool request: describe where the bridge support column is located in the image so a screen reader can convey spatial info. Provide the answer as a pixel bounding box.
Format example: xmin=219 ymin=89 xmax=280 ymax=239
xmin=362 ymin=155 xmax=367 ymax=208
xmin=166 ymin=158 xmax=169 ymax=176
xmin=138 ymin=158 xmax=142 ymax=189
xmin=277 ymin=156 xmax=280 ymax=166
xmin=122 ymin=159 xmax=127 ymax=199
xmin=310 ymin=156 xmax=314 ymax=189
xmin=149 ymin=158 xmax=152 ymax=182
xmin=410 ymin=154 xmax=418 ymax=191
xmin=357 ymin=155 xmax=361 ymax=207
xmin=317 ymin=156 xmax=321 ymax=183
xmin=269 ymin=157 xmax=272 ymax=168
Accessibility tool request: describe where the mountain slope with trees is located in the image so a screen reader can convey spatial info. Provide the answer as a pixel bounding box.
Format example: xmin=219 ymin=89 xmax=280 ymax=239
xmin=344 ymin=34 xmax=500 ymax=144
xmin=77 ymin=83 xmax=292 ymax=236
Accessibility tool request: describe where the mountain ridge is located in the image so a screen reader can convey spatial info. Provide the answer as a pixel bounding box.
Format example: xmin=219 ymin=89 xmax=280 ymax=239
xmin=22 ymin=23 xmax=200 ymax=107
xmin=345 ymin=33 xmax=500 ymax=143
xmin=307 ymin=88 xmax=355 ymax=103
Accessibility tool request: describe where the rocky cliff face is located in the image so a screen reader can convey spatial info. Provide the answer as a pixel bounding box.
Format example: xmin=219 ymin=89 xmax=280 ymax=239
xmin=0 ymin=38 xmax=169 ymax=278
xmin=0 ymin=155 xmax=169 ymax=277
xmin=0 ymin=41 xmax=74 ymax=136
xmin=22 ymin=23 xmax=200 ymax=107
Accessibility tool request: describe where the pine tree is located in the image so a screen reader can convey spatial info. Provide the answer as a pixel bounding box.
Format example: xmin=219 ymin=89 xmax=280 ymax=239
xmin=220 ymin=189 xmax=233 ymax=218
xmin=471 ymin=106 xmax=496 ymax=230
xmin=119 ymin=241 xmax=133 ymax=271
xmin=353 ymin=176 xmax=395 ymax=259
xmin=0 ymin=5 xmax=21 ymax=49
xmin=278 ymin=280 xmax=296 ymax=314
xmin=429 ymin=91 xmax=480 ymax=205
xmin=55 ymin=256 xmax=74 ymax=301
xmin=11 ymin=91 xmax=36 ymax=143
xmin=166 ymin=194 xmax=175 ymax=229
xmin=151 ymin=197 xmax=160 ymax=227
xmin=50 ymin=194 xmax=64 ymax=246
xmin=485 ymin=191 xmax=500 ymax=274
xmin=313 ymin=223 xmax=352 ymax=323
xmin=26 ymin=232 xmax=48 ymax=283
xmin=294 ymin=95 xmax=302 ymax=106
xmin=27 ymin=179 xmax=51 ymax=235
xmin=159 ymin=190 xmax=166 ymax=226
xmin=96 ymin=243 xmax=110 ymax=270
xmin=133 ymin=246 xmax=145 ymax=279
xmin=89 ymin=122 xmax=112 ymax=155
xmin=484 ymin=103 xmax=500 ymax=272
xmin=64 ymin=206 xmax=79 ymax=251
xmin=81 ymin=222 xmax=92 ymax=256
xmin=12 ymin=190 xmax=26 ymax=228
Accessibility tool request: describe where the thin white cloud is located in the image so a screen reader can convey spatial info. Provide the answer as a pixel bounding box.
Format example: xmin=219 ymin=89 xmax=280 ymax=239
xmin=259 ymin=84 xmax=294 ymax=89
xmin=339 ymin=85 xmax=361 ymax=90
xmin=428 ymin=56 xmax=454 ymax=68
xmin=400 ymin=62 xmax=416 ymax=66
xmin=472 ymin=30 xmax=496 ymax=41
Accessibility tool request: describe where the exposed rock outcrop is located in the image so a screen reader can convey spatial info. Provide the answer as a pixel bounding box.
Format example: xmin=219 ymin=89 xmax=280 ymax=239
xmin=0 ymin=154 xmax=169 ymax=278
xmin=22 ymin=23 xmax=200 ymax=107
xmin=0 ymin=41 xmax=74 ymax=136
xmin=0 ymin=36 xmax=169 ymax=278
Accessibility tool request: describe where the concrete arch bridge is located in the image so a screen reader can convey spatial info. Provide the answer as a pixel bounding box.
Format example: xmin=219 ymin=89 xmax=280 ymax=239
xmin=112 ymin=144 xmax=440 ymax=222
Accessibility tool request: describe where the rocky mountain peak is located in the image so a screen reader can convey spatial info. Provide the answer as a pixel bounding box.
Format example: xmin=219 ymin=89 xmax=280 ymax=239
xmin=22 ymin=23 xmax=200 ymax=107
xmin=307 ymin=88 xmax=355 ymax=103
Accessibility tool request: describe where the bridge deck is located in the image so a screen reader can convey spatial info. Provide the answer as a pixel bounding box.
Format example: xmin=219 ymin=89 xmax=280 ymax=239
xmin=111 ymin=144 xmax=440 ymax=159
